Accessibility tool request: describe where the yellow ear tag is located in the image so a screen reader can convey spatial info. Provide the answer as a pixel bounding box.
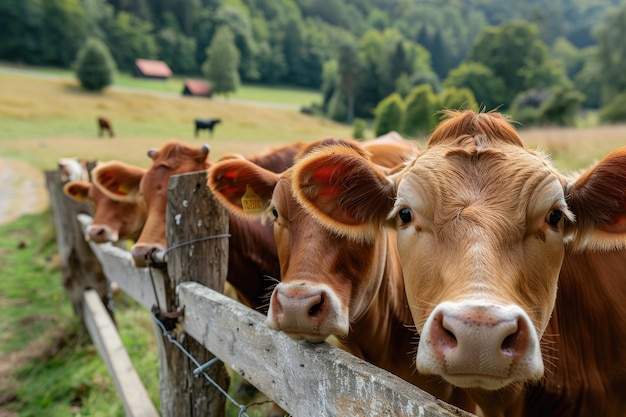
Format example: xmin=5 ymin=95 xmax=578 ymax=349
xmin=241 ymin=185 xmax=264 ymax=212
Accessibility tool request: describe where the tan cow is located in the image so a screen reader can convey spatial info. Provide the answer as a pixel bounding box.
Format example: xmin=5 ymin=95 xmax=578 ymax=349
xmin=208 ymin=137 xmax=477 ymax=413
xmin=290 ymin=110 xmax=626 ymax=416
xmin=63 ymin=170 xmax=147 ymax=243
xmin=92 ymin=140 xmax=306 ymax=311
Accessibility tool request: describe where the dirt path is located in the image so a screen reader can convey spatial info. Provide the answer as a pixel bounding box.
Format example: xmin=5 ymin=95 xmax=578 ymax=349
xmin=0 ymin=158 xmax=48 ymax=226
xmin=0 ymin=158 xmax=51 ymax=415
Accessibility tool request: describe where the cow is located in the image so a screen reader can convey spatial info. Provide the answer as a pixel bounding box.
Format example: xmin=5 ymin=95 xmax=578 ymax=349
xmin=58 ymin=157 xmax=90 ymax=182
xmin=91 ymin=139 xmax=306 ymax=310
xmin=288 ymin=110 xmax=626 ymax=416
xmin=98 ymin=116 xmax=114 ymax=138
xmin=90 ymin=139 xmax=310 ymax=417
xmin=62 ymin=162 xmax=147 ymax=243
xmin=194 ymin=118 xmax=221 ymax=138
xmin=207 ymin=137 xmax=477 ymax=414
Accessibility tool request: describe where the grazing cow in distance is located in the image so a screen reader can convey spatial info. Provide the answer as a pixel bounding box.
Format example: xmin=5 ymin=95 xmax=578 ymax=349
xmin=58 ymin=157 xmax=90 ymax=182
xmin=291 ymin=110 xmax=626 ymax=416
xmin=63 ymin=163 xmax=147 ymax=243
xmin=194 ymin=118 xmax=221 ymax=138
xmin=98 ymin=117 xmax=114 ymax=138
xmin=207 ymin=137 xmax=477 ymax=414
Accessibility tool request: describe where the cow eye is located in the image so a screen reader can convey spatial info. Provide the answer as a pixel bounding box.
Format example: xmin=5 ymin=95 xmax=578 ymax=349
xmin=398 ymin=208 xmax=413 ymax=224
xmin=547 ymin=209 xmax=563 ymax=227
xmin=271 ymin=208 xmax=279 ymax=219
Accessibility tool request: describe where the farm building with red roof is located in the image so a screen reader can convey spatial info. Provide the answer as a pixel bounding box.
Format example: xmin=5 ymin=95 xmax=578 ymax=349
xmin=134 ymin=59 xmax=172 ymax=80
xmin=182 ymin=79 xmax=213 ymax=98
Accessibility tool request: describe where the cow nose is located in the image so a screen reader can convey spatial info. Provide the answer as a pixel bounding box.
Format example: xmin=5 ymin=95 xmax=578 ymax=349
xmin=87 ymin=225 xmax=116 ymax=243
xmin=432 ymin=309 xmax=526 ymax=362
xmin=417 ymin=302 xmax=543 ymax=389
xmin=268 ymin=283 xmax=345 ymax=343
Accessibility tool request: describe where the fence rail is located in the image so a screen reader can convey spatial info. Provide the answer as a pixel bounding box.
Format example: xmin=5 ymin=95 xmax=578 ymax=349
xmin=47 ymin=168 xmax=476 ymax=417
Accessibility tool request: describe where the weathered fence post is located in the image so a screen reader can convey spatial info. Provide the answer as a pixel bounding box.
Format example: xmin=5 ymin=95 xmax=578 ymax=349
xmin=154 ymin=170 xmax=230 ymax=417
xmin=45 ymin=168 xmax=110 ymax=328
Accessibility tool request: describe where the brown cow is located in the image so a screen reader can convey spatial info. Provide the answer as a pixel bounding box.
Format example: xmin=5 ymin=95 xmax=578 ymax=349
xmin=92 ymin=140 xmax=306 ymax=311
xmin=290 ymin=110 xmax=626 ymax=416
xmin=207 ymin=137 xmax=477 ymax=414
xmin=98 ymin=116 xmax=114 ymax=138
xmin=63 ymin=162 xmax=147 ymax=243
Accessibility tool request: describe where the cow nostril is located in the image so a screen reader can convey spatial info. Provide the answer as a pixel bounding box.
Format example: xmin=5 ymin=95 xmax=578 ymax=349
xmin=500 ymin=319 xmax=523 ymax=356
xmin=308 ymin=297 xmax=324 ymax=316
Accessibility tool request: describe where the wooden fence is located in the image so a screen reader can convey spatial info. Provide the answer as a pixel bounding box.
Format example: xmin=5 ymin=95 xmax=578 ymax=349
xmin=45 ymin=168 xmax=476 ymax=417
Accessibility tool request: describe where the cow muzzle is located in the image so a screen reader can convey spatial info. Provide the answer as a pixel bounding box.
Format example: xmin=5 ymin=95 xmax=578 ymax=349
xmin=416 ymin=301 xmax=543 ymax=390
xmin=267 ymin=282 xmax=349 ymax=343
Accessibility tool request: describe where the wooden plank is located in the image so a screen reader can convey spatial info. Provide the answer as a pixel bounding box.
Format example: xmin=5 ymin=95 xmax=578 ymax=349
xmin=82 ymin=289 xmax=160 ymax=417
xmin=178 ymin=282 xmax=476 ymax=417
xmin=46 ymin=171 xmax=109 ymax=326
xmin=77 ymin=214 xmax=167 ymax=310
xmin=157 ymin=170 xmax=230 ymax=417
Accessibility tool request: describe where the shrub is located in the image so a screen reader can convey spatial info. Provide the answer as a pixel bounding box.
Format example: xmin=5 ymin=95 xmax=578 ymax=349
xmin=74 ymin=38 xmax=116 ymax=92
xmin=352 ymin=118 xmax=367 ymax=140
xmin=403 ymin=84 xmax=438 ymax=136
xmin=598 ymin=92 xmax=626 ymax=123
xmin=373 ymin=93 xmax=405 ymax=137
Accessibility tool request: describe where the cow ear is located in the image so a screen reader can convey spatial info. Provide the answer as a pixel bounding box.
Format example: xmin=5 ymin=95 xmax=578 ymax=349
xmin=208 ymin=158 xmax=279 ymax=220
xmin=92 ymin=161 xmax=146 ymax=202
xmin=292 ymin=145 xmax=397 ymax=242
xmin=567 ymin=146 xmax=626 ymax=251
xmin=63 ymin=180 xmax=91 ymax=202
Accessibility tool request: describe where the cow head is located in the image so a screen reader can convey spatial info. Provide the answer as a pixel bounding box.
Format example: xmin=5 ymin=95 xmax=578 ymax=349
xmin=290 ymin=110 xmax=626 ymax=391
xmin=209 ymin=138 xmax=409 ymax=343
xmin=63 ymin=174 xmax=147 ymax=243
xmin=118 ymin=141 xmax=211 ymax=266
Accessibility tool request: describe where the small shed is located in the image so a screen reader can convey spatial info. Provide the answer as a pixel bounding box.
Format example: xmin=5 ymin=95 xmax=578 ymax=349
xmin=182 ymin=79 xmax=213 ymax=98
xmin=134 ymin=59 xmax=173 ymax=80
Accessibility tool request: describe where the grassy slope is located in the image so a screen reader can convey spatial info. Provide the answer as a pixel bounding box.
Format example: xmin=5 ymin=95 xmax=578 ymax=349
xmin=0 ymin=68 xmax=351 ymax=417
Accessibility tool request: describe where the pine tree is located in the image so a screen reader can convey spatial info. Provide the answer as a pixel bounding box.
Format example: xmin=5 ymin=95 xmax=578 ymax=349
xmin=74 ymin=37 xmax=116 ymax=91
xmin=203 ymin=26 xmax=240 ymax=97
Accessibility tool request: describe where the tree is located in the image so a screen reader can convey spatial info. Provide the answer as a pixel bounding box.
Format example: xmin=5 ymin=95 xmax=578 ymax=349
xmin=439 ymin=87 xmax=477 ymax=111
xmin=338 ymin=40 xmax=360 ymax=123
xmin=40 ymin=0 xmax=87 ymax=66
xmin=107 ymin=11 xmax=158 ymax=72
xmin=593 ymin=2 xmax=626 ymax=105
xmin=443 ymin=62 xmax=507 ymax=111
xmin=74 ymin=37 xmax=116 ymax=91
xmin=203 ymin=26 xmax=240 ymax=97
xmin=373 ymin=93 xmax=405 ymax=137
xmin=469 ymin=21 xmax=557 ymax=107
xmin=403 ymin=84 xmax=439 ymax=137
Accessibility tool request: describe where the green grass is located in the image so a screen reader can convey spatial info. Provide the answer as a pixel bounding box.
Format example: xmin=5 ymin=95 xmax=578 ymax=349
xmin=0 ymin=211 xmax=162 ymax=417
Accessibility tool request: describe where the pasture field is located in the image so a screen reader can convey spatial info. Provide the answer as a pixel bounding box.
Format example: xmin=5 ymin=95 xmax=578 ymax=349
xmin=2 ymin=68 xmax=626 ymax=416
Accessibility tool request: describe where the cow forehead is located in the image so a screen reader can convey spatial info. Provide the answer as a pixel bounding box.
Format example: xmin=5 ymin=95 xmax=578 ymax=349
xmin=395 ymin=144 xmax=569 ymax=240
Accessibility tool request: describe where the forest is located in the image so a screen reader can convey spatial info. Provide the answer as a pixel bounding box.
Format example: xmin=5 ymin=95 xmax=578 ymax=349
xmin=2 ymin=0 xmax=626 ymax=133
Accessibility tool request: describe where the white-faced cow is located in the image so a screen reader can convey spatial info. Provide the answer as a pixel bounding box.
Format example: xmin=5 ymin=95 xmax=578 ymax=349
xmin=63 ymin=162 xmax=147 ymax=243
xmin=58 ymin=157 xmax=90 ymax=182
xmin=290 ymin=110 xmax=626 ymax=417
xmin=208 ymin=137 xmax=477 ymax=413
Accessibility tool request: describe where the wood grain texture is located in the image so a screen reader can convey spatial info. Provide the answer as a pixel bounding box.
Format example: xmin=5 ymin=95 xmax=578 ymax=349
xmin=179 ymin=282 xmax=475 ymax=417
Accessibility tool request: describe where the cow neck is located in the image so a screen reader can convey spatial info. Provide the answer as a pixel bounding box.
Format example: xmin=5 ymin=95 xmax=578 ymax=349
xmin=225 ymin=216 xmax=280 ymax=312
xmin=346 ymin=231 xmax=415 ymax=381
